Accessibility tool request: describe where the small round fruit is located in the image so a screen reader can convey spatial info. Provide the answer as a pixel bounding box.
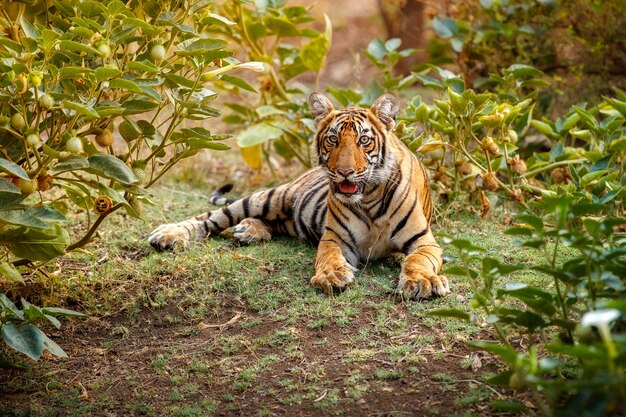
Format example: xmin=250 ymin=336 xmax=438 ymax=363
xmin=150 ymin=44 xmax=166 ymax=62
xmin=26 ymin=133 xmax=41 ymax=147
xmin=129 ymin=196 xmax=144 ymax=217
xmin=94 ymin=195 xmax=113 ymax=214
xmin=38 ymin=93 xmax=55 ymax=109
xmin=27 ymin=71 xmax=42 ymax=87
xmin=132 ymin=168 xmax=146 ymax=185
xmin=65 ymin=136 xmax=83 ymax=154
xmin=11 ymin=113 xmax=27 ymax=131
xmin=37 ymin=175 xmax=53 ymax=191
xmin=12 ymin=178 xmax=38 ymax=194
xmin=95 ymin=129 xmax=114 ymax=147
xmin=97 ymin=43 xmax=111 ymax=57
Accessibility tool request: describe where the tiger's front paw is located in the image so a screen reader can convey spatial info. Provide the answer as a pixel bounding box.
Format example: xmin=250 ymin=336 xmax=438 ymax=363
xmin=310 ymin=262 xmax=356 ymax=294
xmin=148 ymin=223 xmax=191 ymax=251
xmin=397 ymin=273 xmax=450 ymax=300
xmin=232 ymin=218 xmax=271 ymax=244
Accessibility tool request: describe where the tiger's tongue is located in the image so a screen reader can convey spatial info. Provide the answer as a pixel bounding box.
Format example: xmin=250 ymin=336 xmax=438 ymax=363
xmin=338 ymin=181 xmax=358 ymax=194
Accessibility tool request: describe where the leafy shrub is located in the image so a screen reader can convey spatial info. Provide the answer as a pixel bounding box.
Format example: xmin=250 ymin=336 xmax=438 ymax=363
xmin=213 ymin=0 xmax=331 ymax=170
xmin=433 ymin=196 xmax=626 ymax=415
xmin=384 ymin=63 xmax=626 ymax=217
xmin=1 ymin=292 xmax=85 ymax=368
xmin=431 ymin=0 xmax=626 ymax=104
xmin=0 ymin=0 xmax=270 ymax=363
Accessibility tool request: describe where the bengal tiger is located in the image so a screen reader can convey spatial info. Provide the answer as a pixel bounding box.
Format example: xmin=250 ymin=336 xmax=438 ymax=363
xmin=148 ymin=93 xmax=450 ymax=300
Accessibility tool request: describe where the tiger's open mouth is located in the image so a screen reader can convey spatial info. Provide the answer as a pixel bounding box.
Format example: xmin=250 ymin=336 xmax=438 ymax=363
xmin=335 ymin=180 xmax=364 ymax=195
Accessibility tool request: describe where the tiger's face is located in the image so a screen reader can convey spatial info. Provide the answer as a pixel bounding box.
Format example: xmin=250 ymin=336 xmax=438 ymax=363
xmin=308 ymin=93 xmax=400 ymax=203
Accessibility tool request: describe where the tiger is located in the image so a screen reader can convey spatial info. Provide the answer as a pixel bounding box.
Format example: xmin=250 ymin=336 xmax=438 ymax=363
xmin=148 ymin=93 xmax=450 ymax=300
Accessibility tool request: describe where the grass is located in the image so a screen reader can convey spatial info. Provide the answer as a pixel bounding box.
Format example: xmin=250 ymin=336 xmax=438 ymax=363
xmin=0 ymin=176 xmax=576 ymax=416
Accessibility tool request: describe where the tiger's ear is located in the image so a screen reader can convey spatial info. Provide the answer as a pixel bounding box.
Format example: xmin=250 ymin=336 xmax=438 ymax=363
xmin=371 ymin=93 xmax=400 ymax=131
xmin=308 ymin=93 xmax=335 ymax=128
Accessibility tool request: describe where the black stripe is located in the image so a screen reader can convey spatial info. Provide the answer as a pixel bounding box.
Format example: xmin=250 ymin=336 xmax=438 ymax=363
xmin=422 ymin=252 xmax=438 ymax=272
xmin=390 ymin=195 xmax=417 ymax=240
xmin=261 ymin=189 xmax=276 ymax=219
xmin=388 ymin=182 xmax=411 ymax=219
xmin=346 ymin=204 xmax=369 ymax=226
xmin=222 ymin=207 xmax=234 ymax=225
xmin=242 ymin=196 xmax=250 ymax=218
xmin=309 ymin=190 xmax=328 ymax=236
xmin=202 ymin=220 xmax=209 ymax=234
xmin=298 ymin=180 xmax=330 ymax=215
xmin=323 ymin=227 xmax=357 ymax=260
xmin=329 ymin=207 xmax=357 ymax=247
xmin=209 ymin=218 xmax=220 ymax=229
xmin=374 ymin=168 xmax=401 ymax=219
xmin=401 ymin=226 xmax=429 ymax=254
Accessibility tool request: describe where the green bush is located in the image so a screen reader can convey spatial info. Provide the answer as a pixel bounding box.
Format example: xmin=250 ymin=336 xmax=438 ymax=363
xmin=430 ymin=0 xmax=626 ymax=106
xmin=433 ymin=196 xmax=626 ymax=415
xmin=0 ymin=0 xmax=276 ymax=364
xmin=213 ymin=0 xmax=331 ymax=170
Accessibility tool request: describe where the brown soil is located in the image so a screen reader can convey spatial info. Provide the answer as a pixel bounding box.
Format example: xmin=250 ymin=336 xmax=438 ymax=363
xmin=1 ymin=291 xmax=505 ymax=416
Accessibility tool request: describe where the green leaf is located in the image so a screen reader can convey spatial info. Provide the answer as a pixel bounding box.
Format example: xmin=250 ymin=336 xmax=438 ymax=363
xmin=50 ymin=156 xmax=90 ymax=174
xmin=506 ymin=64 xmax=544 ymax=79
xmin=466 ymin=340 xmax=517 ymax=365
xmin=531 ymin=120 xmax=556 ymax=138
xmin=41 ymin=307 xmax=87 ymax=318
xmin=122 ymin=99 xmax=159 ymax=115
xmin=0 ymin=37 xmax=23 ymax=53
xmin=426 ymin=308 xmax=470 ymax=321
xmin=432 ymin=17 xmax=458 ymax=39
xmin=237 ymin=122 xmax=284 ymax=147
xmin=513 ymin=214 xmax=543 ymax=231
xmin=20 ymin=16 xmax=40 ymax=39
xmin=300 ymin=15 xmax=331 ymax=72
xmin=126 ymin=60 xmax=159 ymax=74
xmin=108 ymin=79 xmax=145 ymax=95
xmin=57 ymin=40 xmax=102 ymax=56
xmin=0 ymin=225 xmax=70 ymax=262
xmin=301 ymin=35 xmax=330 ymax=72
xmin=87 ymin=154 xmax=138 ymax=185
xmin=62 ymin=100 xmax=99 ymax=119
xmin=95 ymin=67 xmax=122 ymax=82
xmin=42 ymin=334 xmax=67 ymax=358
xmin=176 ymin=38 xmax=229 ymax=56
xmin=59 ymin=66 xmax=94 ymax=80
xmin=0 ymin=262 xmax=24 ymax=283
xmin=0 ymin=159 xmax=29 ymax=180
xmin=490 ymin=400 xmax=526 ymax=413
xmin=118 ymin=120 xmax=141 ymax=142
xmin=1 ymin=323 xmax=44 ymax=361
xmin=220 ymin=75 xmax=257 ymax=93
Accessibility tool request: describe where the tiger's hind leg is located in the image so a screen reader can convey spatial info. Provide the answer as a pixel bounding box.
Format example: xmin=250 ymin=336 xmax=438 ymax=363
xmin=232 ymin=218 xmax=272 ymax=244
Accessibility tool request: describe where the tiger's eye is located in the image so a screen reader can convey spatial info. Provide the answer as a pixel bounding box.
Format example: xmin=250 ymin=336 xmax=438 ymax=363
xmin=359 ymin=135 xmax=371 ymax=146
xmin=326 ymin=135 xmax=338 ymax=145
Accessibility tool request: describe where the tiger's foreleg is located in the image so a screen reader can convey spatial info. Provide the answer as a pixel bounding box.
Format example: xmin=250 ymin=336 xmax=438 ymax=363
xmin=310 ymin=230 xmax=357 ymax=293
xmin=397 ymin=228 xmax=450 ymax=300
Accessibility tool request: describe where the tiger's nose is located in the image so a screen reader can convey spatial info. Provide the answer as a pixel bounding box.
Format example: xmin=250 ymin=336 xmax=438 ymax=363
xmin=337 ymin=168 xmax=354 ymax=178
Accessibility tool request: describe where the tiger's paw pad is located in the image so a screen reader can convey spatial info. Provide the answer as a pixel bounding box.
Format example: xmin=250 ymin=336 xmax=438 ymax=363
xmin=310 ymin=264 xmax=356 ymax=294
xmin=232 ymin=218 xmax=272 ymax=244
xmin=148 ymin=224 xmax=190 ymax=251
xmin=397 ymin=274 xmax=451 ymax=300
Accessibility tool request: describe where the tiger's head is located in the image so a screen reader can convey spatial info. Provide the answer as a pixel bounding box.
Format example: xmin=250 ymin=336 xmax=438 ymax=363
xmin=308 ymin=93 xmax=400 ymax=203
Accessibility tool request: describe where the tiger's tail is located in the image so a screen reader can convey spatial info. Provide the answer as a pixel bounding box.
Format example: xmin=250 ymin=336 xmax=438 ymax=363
xmin=209 ymin=184 xmax=236 ymax=206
